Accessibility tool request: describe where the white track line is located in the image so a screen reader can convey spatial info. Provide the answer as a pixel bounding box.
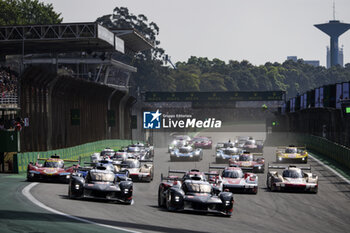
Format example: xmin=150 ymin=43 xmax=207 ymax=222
xmin=308 ymin=154 xmax=350 ymax=185
xmin=22 ymin=182 xmax=142 ymax=233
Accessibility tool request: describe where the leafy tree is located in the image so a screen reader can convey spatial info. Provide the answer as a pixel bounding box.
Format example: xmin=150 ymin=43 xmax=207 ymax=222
xmin=0 ymin=0 xmax=62 ymax=25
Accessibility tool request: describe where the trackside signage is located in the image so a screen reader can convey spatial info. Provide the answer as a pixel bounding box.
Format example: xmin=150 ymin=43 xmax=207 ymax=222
xmin=143 ymin=110 xmax=221 ymax=129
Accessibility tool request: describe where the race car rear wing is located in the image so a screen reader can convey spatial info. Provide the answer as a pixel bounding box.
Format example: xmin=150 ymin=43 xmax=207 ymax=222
xmin=160 ymin=173 xmax=180 ymax=181
xmin=140 ymin=159 xmax=153 ymax=163
xmin=268 ymin=164 xmax=311 ymax=171
xmin=209 ymin=165 xmax=226 ymax=170
xmin=277 ymin=146 xmax=306 ymax=149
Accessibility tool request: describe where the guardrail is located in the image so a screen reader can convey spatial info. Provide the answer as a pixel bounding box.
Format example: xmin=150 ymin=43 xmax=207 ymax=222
xmin=13 ymin=139 xmax=134 ymax=173
xmin=296 ymin=134 xmax=350 ymax=169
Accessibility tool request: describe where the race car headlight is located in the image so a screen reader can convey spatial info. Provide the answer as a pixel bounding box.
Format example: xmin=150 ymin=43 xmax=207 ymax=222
xmin=278 ymin=157 xmax=282 ymax=161
xmin=216 ymin=153 xmax=221 ymax=157
xmin=124 ymin=189 xmax=129 ymax=193
xmin=189 ymin=154 xmax=193 ymax=157
xmin=66 ymin=175 xmax=70 ymax=179
xmin=30 ymin=173 xmax=35 ymax=177
xmin=75 ymin=184 xmax=80 ymax=190
xmin=302 ymin=157 xmax=305 ymax=160
xmin=175 ymin=196 xmax=180 ymax=202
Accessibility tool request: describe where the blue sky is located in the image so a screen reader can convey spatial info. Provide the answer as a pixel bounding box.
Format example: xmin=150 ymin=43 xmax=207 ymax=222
xmin=43 ymin=0 xmax=350 ymax=66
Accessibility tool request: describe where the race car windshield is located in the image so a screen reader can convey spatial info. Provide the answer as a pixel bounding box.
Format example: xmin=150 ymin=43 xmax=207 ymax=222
xmin=244 ymin=141 xmax=254 ymax=145
xmin=224 ymin=149 xmax=237 ymax=155
xmin=239 ymin=155 xmax=253 ymax=161
xmin=128 ymin=147 xmax=140 ymax=152
xmin=283 ymin=170 xmax=303 ymax=178
xmin=179 ymin=148 xmax=191 ymax=153
xmin=43 ymin=161 xmax=63 ymax=168
xmin=184 ymin=183 xmax=212 ymax=193
xmin=285 ymin=148 xmax=298 ymax=153
xmin=101 ymin=151 xmax=114 ymax=157
xmin=89 ymin=172 xmax=114 ymax=182
xmin=224 ymin=143 xmax=235 ymax=148
xmin=115 ymin=153 xmax=126 ymax=159
xmin=122 ymin=160 xmax=140 ymax=168
xmin=223 ymin=170 xmax=243 ymax=178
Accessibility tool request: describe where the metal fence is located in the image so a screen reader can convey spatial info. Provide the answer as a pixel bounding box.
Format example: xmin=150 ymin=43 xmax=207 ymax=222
xmin=14 ymin=139 xmax=134 ymax=173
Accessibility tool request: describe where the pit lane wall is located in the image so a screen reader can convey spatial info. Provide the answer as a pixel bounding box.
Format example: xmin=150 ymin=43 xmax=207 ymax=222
xmin=13 ymin=139 xmax=133 ymax=173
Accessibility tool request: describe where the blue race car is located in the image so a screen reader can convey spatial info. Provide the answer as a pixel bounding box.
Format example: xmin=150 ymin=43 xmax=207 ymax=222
xmin=170 ymin=145 xmax=203 ymax=162
xmin=215 ymin=147 xmax=244 ymax=164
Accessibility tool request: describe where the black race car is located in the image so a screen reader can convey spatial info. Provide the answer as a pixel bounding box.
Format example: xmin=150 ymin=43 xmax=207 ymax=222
xmin=158 ymin=173 xmax=234 ymax=216
xmin=68 ymin=165 xmax=133 ymax=204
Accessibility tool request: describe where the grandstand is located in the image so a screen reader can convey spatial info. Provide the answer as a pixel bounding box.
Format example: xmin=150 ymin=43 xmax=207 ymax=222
xmin=0 ymin=22 xmax=153 ymax=152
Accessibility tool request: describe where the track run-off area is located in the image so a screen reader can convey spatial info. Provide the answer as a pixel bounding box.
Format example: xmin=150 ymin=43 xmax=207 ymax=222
xmin=1 ymin=123 xmax=350 ymax=233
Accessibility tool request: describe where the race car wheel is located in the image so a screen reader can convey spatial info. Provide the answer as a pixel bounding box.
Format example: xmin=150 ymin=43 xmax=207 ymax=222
xmin=253 ymin=187 xmax=258 ymax=194
xmin=27 ymin=173 xmax=33 ymax=182
xmin=158 ymin=188 xmax=165 ymax=207
xmin=165 ymin=193 xmax=172 ymax=211
xmin=267 ymin=177 xmax=272 ymax=190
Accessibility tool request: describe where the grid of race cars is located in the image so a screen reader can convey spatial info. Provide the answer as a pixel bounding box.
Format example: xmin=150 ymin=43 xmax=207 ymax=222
xmin=26 ymin=135 xmax=318 ymax=217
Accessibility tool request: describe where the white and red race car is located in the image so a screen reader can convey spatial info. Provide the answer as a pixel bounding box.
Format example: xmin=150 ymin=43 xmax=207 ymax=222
xmin=209 ymin=165 xmax=258 ymax=194
xmin=267 ymin=165 xmax=318 ymax=193
xmin=229 ymin=152 xmax=265 ymax=173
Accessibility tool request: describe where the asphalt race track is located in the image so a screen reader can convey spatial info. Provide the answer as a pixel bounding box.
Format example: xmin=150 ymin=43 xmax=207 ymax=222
xmin=28 ymin=124 xmax=350 ymax=233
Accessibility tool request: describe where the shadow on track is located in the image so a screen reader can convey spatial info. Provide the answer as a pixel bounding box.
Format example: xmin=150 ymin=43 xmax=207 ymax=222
xmin=0 ymin=210 xmax=211 ymax=233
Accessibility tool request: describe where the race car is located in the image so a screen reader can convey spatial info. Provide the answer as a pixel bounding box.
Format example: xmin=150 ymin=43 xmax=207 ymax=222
xmin=131 ymin=142 xmax=154 ymax=158
xmin=276 ymin=146 xmax=308 ymax=163
xmin=68 ymin=165 xmax=133 ymax=204
xmin=77 ymin=161 xmax=130 ymax=180
xmin=266 ymin=165 xmax=318 ymax=193
xmin=166 ymin=168 xmax=209 ymax=182
xmin=168 ymin=135 xmax=192 ymax=152
xmin=234 ymin=136 xmax=251 ymax=147
xmin=90 ymin=147 xmax=115 ymax=163
xmin=240 ymin=139 xmax=264 ymax=153
xmin=215 ymin=140 xmax=235 ymax=150
xmin=192 ymin=136 xmax=212 ymax=149
xmin=209 ymin=165 xmax=258 ymax=194
xmin=113 ymin=149 xmax=129 ymax=162
xmin=229 ymin=152 xmax=265 ymax=173
xmin=157 ymin=176 xmax=234 ymax=216
xmin=27 ymin=155 xmax=79 ymax=183
xmin=215 ymin=147 xmax=243 ymax=163
xmin=119 ymin=159 xmax=154 ymax=182
xmin=170 ymin=145 xmax=203 ymax=161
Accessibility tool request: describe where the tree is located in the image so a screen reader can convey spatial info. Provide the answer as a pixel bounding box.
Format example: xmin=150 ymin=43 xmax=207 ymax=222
xmin=0 ymin=0 xmax=62 ymax=25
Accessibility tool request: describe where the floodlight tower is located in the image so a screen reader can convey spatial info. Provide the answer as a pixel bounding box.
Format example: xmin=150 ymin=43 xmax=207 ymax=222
xmin=314 ymin=2 xmax=350 ymax=67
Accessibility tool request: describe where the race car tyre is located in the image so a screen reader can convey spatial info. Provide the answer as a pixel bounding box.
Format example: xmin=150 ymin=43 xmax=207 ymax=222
xmin=27 ymin=173 xmax=34 ymax=182
xmin=267 ymin=177 xmax=272 ymax=190
xmin=165 ymin=192 xmax=172 ymax=211
xmin=158 ymin=189 xmax=164 ymax=207
xmin=253 ymin=187 xmax=258 ymax=194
